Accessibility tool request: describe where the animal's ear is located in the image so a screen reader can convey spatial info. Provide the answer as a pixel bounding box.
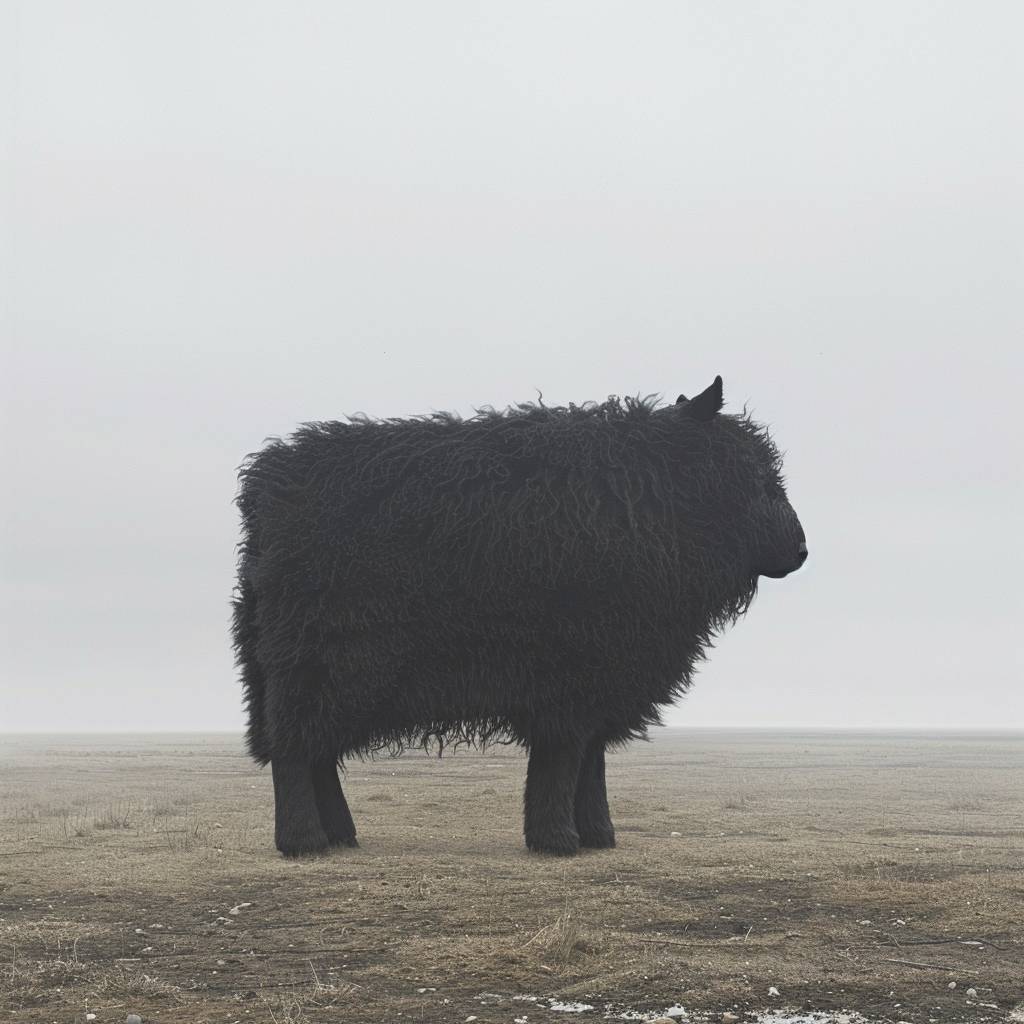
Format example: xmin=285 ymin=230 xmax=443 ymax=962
xmin=676 ymin=393 xmax=687 ymax=404
xmin=684 ymin=375 xmax=724 ymax=421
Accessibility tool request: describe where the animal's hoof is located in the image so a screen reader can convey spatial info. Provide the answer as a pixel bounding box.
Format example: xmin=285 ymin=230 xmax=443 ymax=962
xmin=526 ymin=830 xmax=580 ymax=856
xmin=276 ymin=826 xmax=330 ymax=857
xmin=578 ymin=827 xmax=616 ymax=849
xmin=329 ymin=835 xmax=359 ymax=848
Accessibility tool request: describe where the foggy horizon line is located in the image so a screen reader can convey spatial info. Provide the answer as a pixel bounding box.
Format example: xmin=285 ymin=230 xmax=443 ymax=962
xmin=2 ymin=725 xmax=1021 ymax=737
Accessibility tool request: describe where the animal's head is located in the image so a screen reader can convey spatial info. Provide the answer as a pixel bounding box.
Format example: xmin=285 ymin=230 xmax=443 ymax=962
xmin=673 ymin=376 xmax=807 ymax=583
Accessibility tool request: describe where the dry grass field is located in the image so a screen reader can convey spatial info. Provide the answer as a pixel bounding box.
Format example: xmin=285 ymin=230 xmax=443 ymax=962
xmin=1 ymin=729 xmax=1021 ymax=1024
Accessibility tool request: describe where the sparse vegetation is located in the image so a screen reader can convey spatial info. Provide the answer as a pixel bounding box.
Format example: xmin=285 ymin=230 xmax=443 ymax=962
xmin=949 ymin=797 xmax=985 ymax=812
xmin=93 ymin=801 xmax=133 ymax=830
xmin=0 ymin=731 xmax=1021 ymax=1021
xmin=522 ymin=907 xmax=594 ymax=964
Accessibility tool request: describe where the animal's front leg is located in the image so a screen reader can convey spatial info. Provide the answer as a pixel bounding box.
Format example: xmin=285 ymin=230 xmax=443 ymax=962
xmin=312 ymin=759 xmax=358 ymax=847
xmin=524 ymin=735 xmax=585 ymax=855
xmin=574 ymin=737 xmax=615 ymax=848
xmin=272 ymin=756 xmax=330 ymax=857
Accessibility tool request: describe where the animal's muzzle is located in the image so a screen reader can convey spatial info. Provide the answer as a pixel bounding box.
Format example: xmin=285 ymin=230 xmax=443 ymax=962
xmin=758 ymin=540 xmax=808 ymax=579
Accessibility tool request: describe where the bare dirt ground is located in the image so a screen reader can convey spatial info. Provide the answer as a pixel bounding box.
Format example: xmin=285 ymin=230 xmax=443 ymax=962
xmin=1 ymin=729 xmax=1021 ymax=1024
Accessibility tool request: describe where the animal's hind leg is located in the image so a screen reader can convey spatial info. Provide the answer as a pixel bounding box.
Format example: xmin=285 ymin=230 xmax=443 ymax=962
xmin=574 ymin=736 xmax=615 ymax=848
xmin=272 ymin=756 xmax=330 ymax=857
xmin=524 ymin=734 xmax=585 ymax=856
xmin=312 ymin=760 xmax=357 ymax=847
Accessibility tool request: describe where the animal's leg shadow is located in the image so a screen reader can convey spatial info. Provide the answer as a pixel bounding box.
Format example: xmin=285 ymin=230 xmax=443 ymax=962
xmin=574 ymin=736 xmax=615 ymax=848
xmin=524 ymin=735 xmax=585 ymax=855
xmin=312 ymin=759 xmax=358 ymax=847
xmin=272 ymin=756 xmax=330 ymax=857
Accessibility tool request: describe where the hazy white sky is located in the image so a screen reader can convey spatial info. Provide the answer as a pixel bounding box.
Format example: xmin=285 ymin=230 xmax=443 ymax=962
xmin=2 ymin=1 xmax=1022 ymax=732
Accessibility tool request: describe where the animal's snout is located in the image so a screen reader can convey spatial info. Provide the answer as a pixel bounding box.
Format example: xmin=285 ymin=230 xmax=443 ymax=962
xmin=797 ymin=541 xmax=808 ymax=566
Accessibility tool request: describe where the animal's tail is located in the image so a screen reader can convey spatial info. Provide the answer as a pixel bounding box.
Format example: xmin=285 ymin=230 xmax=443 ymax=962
xmin=231 ymin=563 xmax=271 ymax=765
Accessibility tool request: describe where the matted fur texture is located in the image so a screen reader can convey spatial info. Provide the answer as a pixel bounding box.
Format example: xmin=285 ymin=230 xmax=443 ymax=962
xmin=232 ymin=382 xmax=806 ymax=855
xmin=232 ymin=390 xmax=800 ymax=767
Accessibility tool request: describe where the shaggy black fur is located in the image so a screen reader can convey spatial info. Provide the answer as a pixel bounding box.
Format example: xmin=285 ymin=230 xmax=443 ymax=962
xmin=232 ymin=377 xmax=806 ymax=856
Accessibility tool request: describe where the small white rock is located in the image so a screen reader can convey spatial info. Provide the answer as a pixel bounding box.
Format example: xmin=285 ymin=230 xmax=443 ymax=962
xmin=228 ymin=902 xmax=252 ymax=915
xmin=86 ymin=1016 xmax=96 ymax=1022
xmin=127 ymin=1015 xmax=143 ymax=1024
xmin=966 ymin=988 xmax=978 ymax=998
xmin=948 ymin=982 xmax=957 ymax=990
xmin=134 ymin=927 xmax=145 ymax=934
xmin=768 ymin=986 xmax=781 ymax=997
xmin=670 ymin=831 xmax=682 ymax=837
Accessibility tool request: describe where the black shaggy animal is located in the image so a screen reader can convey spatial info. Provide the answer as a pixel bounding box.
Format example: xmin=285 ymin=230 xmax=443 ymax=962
xmin=232 ymin=377 xmax=807 ymax=857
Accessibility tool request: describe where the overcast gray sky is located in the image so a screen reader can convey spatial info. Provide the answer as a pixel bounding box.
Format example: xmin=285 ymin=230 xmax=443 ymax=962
xmin=2 ymin=1 xmax=1022 ymax=733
